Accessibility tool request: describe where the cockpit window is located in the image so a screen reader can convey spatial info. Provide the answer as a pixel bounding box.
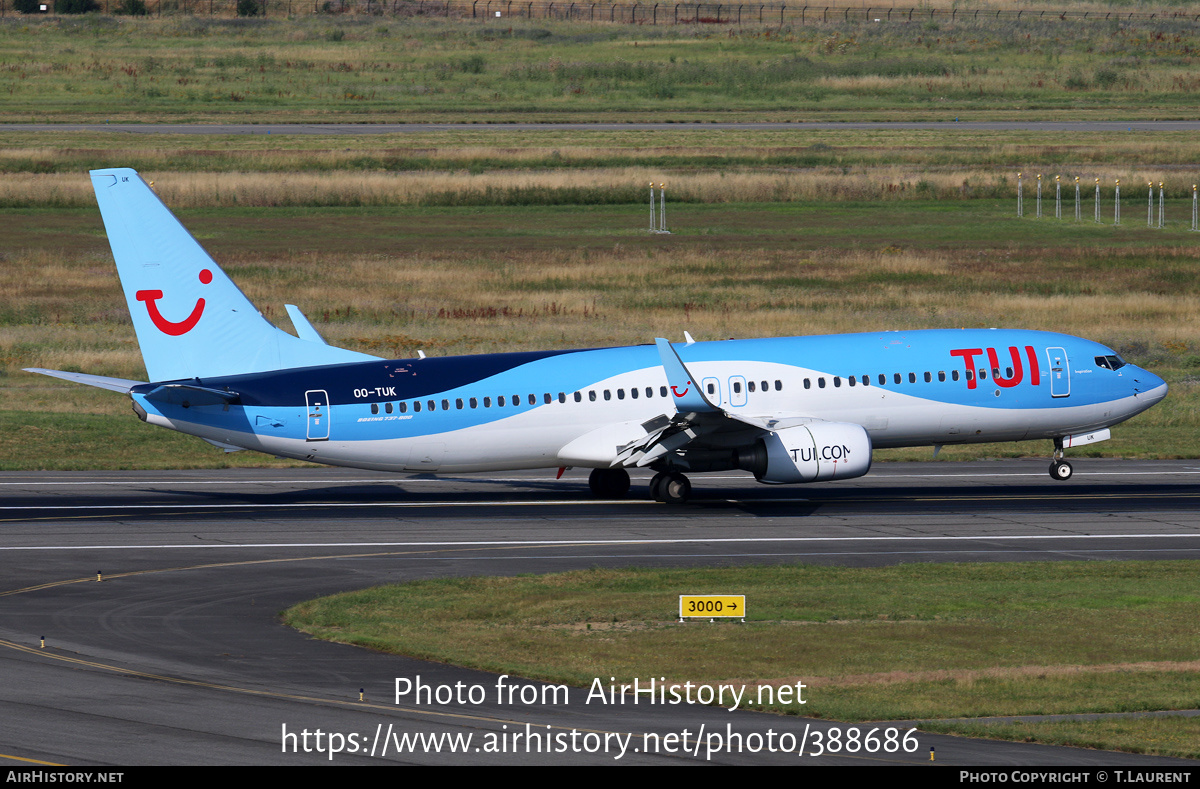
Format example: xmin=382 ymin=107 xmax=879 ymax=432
xmin=1095 ymin=355 xmax=1126 ymax=371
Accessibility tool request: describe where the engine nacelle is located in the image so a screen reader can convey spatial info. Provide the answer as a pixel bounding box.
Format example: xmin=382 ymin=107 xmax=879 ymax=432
xmin=746 ymin=421 xmax=872 ymax=484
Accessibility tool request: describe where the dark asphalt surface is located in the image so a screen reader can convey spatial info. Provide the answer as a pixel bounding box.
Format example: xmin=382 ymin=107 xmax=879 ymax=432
xmin=1 ymin=460 xmax=1198 ymax=765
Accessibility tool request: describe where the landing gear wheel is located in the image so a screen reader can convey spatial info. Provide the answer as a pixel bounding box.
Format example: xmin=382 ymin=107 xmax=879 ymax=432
xmin=649 ymin=472 xmax=671 ymax=502
xmin=589 ymin=468 xmax=631 ymax=499
xmin=1049 ymin=460 xmax=1073 ymax=481
xmin=660 ymin=472 xmax=691 ymax=505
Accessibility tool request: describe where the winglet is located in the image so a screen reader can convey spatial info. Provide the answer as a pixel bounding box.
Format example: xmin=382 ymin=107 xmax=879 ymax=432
xmin=654 ymin=338 xmax=719 ymax=413
xmin=285 ymin=305 xmax=328 ymax=345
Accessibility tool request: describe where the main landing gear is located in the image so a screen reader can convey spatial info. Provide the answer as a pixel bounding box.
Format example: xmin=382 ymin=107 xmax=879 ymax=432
xmin=649 ymin=471 xmax=691 ymax=505
xmin=588 ymin=468 xmax=630 ymax=499
xmin=1049 ymin=438 xmax=1073 ymax=481
xmin=587 ymin=468 xmax=693 ymax=504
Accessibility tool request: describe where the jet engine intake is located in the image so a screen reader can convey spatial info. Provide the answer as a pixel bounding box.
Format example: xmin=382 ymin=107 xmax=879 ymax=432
xmin=738 ymin=422 xmax=872 ymax=484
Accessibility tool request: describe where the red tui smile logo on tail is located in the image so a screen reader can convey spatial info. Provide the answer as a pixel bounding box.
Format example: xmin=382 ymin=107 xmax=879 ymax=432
xmin=136 ymin=269 xmax=211 ymax=336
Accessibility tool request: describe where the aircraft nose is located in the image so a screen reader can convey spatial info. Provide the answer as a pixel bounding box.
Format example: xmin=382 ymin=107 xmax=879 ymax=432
xmin=1133 ymin=369 xmax=1167 ymax=406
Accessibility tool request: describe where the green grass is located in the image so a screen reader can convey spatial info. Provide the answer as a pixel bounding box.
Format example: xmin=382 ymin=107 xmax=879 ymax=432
xmin=284 ymin=561 xmax=1200 ymax=758
xmin=0 ymin=410 xmax=307 ymax=469
xmin=3 ymin=15 xmax=1200 ymax=121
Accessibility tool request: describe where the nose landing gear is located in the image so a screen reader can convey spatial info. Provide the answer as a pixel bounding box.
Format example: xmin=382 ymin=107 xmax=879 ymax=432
xmin=1049 ymin=458 xmax=1074 ymax=480
xmin=1049 ymin=438 xmax=1073 ymax=480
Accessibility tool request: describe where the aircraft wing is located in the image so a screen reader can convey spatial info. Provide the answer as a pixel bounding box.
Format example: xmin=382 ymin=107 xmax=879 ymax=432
xmin=611 ymin=409 xmax=743 ymax=468
xmin=609 ymin=339 xmax=823 ymax=469
xmin=610 ymin=407 xmax=824 ymax=469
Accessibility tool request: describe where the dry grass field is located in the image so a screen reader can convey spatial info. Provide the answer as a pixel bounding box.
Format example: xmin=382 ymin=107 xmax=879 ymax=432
xmin=9 ymin=166 xmax=1200 ymax=208
xmin=5 ymin=195 xmax=1199 ymax=467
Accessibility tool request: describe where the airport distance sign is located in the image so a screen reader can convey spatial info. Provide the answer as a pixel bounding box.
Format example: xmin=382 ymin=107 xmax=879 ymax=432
xmin=678 ymin=595 xmax=746 ymax=621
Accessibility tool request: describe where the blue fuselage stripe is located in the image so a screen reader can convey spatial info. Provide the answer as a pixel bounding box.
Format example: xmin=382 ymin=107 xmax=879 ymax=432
xmin=133 ymin=329 xmax=1160 ymax=449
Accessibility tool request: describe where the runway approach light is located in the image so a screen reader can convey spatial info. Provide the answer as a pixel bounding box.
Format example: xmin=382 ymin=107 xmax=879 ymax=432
xmin=649 ymin=182 xmax=670 ymax=234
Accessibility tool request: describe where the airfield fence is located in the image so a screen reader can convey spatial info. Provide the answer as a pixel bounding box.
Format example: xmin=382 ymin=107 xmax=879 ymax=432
xmin=2 ymin=0 xmax=1199 ymax=24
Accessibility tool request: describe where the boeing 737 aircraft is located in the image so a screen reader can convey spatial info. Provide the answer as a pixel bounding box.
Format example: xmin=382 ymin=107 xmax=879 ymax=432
xmin=26 ymin=169 xmax=1168 ymax=503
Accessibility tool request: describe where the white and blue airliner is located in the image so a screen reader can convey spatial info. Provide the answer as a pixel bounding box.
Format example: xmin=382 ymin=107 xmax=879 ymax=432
xmin=26 ymin=169 xmax=1168 ymax=503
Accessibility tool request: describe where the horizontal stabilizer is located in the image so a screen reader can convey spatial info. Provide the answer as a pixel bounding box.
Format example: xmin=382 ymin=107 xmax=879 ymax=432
xmin=24 ymin=368 xmax=144 ymax=394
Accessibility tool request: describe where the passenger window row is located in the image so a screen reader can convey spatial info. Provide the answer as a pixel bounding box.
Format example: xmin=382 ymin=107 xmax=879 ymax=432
xmin=801 ymin=368 xmax=1014 ymax=389
xmin=367 ymin=378 xmax=787 ymax=414
xmin=723 ymin=380 xmax=784 ymax=395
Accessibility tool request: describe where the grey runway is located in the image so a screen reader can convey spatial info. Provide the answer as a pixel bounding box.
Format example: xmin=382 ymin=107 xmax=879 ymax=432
xmin=0 ymin=460 xmax=1197 ymax=765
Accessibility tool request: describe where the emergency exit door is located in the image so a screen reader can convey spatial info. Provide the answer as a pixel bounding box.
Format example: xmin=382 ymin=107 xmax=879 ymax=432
xmin=306 ymin=389 xmax=330 ymax=440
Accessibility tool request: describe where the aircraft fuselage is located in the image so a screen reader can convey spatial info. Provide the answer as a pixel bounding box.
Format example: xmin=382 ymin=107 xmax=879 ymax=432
xmin=129 ymin=329 xmax=1166 ymax=475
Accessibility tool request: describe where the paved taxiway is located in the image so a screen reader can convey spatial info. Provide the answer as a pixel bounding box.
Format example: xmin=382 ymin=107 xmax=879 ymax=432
xmin=2 ymin=459 xmax=1198 ymax=765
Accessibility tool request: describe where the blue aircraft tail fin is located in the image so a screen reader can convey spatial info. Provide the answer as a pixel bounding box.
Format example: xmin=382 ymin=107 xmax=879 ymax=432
xmin=90 ymin=168 xmax=379 ymax=382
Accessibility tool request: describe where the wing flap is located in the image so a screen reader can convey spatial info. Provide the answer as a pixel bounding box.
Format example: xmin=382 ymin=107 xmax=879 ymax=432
xmin=607 ymin=337 xmax=833 ymax=469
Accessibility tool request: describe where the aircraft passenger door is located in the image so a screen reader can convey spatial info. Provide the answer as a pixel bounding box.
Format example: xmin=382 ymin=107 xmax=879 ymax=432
xmin=306 ymin=389 xmax=330 ymax=440
xmin=728 ymin=375 xmax=747 ymax=407
xmin=701 ymin=376 xmax=722 ymax=407
xmin=1046 ymin=347 xmax=1070 ymax=398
